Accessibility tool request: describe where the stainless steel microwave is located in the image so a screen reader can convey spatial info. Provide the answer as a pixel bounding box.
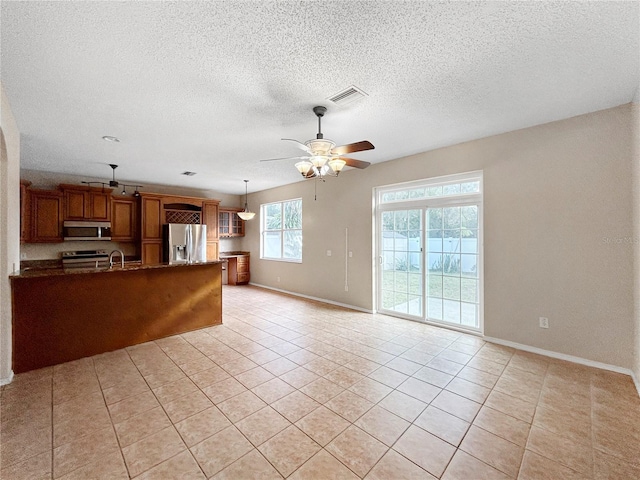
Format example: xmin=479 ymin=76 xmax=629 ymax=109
xmin=63 ymin=221 xmax=112 ymax=241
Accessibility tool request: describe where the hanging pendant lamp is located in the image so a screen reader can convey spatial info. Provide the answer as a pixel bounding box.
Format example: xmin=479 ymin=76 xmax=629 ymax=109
xmin=237 ymin=180 xmax=255 ymax=220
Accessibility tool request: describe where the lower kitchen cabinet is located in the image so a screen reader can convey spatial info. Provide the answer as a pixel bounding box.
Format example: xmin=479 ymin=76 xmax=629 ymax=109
xmin=142 ymin=241 xmax=162 ymax=265
xmin=227 ymin=254 xmax=250 ymax=285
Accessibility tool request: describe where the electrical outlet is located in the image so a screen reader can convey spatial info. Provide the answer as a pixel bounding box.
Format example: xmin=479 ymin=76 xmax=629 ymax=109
xmin=539 ymin=317 xmax=549 ymax=329
xmin=344 ymin=285 xmax=349 ymax=291
xmin=349 ymin=251 xmax=353 ymax=258
xmin=276 ymin=276 xmax=280 ymax=283
xmin=326 ymin=250 xmax=332 ymax=256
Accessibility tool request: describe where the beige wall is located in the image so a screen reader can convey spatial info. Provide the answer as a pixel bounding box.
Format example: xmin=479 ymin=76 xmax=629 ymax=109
xmin=243 ymin=104 xmax=635 ymax=370
xmin=20 ymin=169 xmax=243 ymax=260
xmin=1 ymin=84 xmax=21 ymax=383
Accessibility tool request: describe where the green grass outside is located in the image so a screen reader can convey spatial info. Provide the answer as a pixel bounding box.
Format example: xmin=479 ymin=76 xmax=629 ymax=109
xmin=381 ymin=270 xmax=477 ymax=310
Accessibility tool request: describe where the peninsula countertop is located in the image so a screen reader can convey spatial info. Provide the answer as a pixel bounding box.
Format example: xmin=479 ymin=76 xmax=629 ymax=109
xmin=11 ymin=260 xmax=226 ymax=279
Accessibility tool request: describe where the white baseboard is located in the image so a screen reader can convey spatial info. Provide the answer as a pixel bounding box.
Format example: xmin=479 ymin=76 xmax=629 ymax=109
xmin=248 ymin=283 xmax=374 ymax=314
xmin=0 ymin=370 xmax=14 ymax=386
xmin=484 ymin=336 xmax=640 ymax=397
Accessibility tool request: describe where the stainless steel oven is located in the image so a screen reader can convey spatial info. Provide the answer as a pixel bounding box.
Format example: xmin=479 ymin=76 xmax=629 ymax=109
xmin=62 ymin=250 xmax=110 ymax=269
xmin=63 ymin=221 xmax=112 ymax=241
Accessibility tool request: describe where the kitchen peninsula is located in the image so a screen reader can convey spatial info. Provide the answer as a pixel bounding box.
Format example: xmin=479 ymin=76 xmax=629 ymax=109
xmin=10 ymin=261 xmax=223 ymax=373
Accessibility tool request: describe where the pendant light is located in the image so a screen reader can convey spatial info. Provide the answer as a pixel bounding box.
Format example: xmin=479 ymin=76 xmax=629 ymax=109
xmin=237 ymin=180 xmax=255 ymax=220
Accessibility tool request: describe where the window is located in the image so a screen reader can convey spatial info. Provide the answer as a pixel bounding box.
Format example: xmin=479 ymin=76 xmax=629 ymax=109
xmin=261 ymin=198 xmax=302 ymax=261
xmin=380 ymin=180 xmax=480 ymax=204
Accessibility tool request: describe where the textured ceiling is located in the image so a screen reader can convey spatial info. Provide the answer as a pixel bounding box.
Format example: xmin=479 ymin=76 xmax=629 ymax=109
xmin=1 ymin=1 xmax=638 ymax=195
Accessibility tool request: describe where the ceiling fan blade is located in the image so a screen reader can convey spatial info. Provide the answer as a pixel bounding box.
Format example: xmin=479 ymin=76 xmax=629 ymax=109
xmin=282 ymin=138 xmax=311 ymax=154
xmin=341 ymin=157 xmax=371 ymax=169
xmin=331 ymin=140 xmax=374 ymax=155
xmin=259 ymin=155 xmax=309 ymax=163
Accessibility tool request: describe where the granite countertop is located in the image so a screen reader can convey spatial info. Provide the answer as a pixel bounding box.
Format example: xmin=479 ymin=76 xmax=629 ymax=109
xmin=219 ymin=251 xmax=250 ymax=258
xmin=11 ymin=261 xmax=225 ymax=279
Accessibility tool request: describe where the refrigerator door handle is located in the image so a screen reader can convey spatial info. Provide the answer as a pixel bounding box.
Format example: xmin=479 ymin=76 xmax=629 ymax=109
xmin=186 ymin=226 xmax=192 ymax=264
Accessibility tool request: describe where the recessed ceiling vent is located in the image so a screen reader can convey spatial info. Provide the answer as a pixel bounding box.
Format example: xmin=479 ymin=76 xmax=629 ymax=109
xmin=327 ymin=85 xmax=368 ymax=105
xmin=181 ymin=171 xmax=197 ymax=176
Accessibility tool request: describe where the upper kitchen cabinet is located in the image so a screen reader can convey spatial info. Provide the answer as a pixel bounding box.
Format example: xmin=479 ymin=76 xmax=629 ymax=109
xmin=202 ymin=201 xmax=220 ymax=241
xmin=202 ymin=200 xmax=220 ymax=261
xmin=140 ymin=193 xmax=163 ymax=241
xmin=218 ymin=208 xmax=245 ymax=237
xmin=20 ymin=180 xmax=31 ymax=242
xmin=111 ymin=197 xmax=138 ymax=242
xmin=29 ymin=189 xmax=63 ymax=242
xmin=139 ymin=193 xmax=163 ymax=265
xmin=60 ymin=184 xmax=112 ymax=221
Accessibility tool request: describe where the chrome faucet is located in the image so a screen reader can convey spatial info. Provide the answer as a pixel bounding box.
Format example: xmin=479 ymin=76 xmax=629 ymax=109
xmin=109 ymin=249 xmax=125 ymax=269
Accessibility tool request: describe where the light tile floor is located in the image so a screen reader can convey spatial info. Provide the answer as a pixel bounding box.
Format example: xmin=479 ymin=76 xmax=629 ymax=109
xmin=2 ymin=285 xmax=640 ymax=479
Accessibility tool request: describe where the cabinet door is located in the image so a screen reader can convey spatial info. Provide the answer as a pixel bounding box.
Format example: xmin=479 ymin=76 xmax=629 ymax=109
xmin=142 ymin=196 xmax=162 ymax=240
xmin=218 ymin=211 xmax=230 ymax=237
xmin=31 ymin=191 xmax=62 ymax=242
xmin=231 ymin=212 xmax=245 ymax=236
xmin=111 ymin=198 xmax=137 ymax=241
xmin=65 ymin=190 xmax=87 ymax=219
xmin=90 ymin=192 xmax=111 ymax=221
xmin=206 ymin=241 xmax=219 ymax=261
xmin=236 ymin=256 xmax=249 ymax=273
xmin=20 ymin=181 xmax=31 ymax=242
xmin=202 ymin=201 xmax=219 ymax=241
xmin=142 ymin=241 xmax=162 ymax=265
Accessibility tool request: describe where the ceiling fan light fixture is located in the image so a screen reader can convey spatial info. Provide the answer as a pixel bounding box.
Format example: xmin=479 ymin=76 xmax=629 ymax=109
xmin=295 ymin=161 xmax=313 ymax=177
xmin=328 ymin=158 xmax=346 ymax=174
xmin=311 ymin=155 xmax=328 ymax=168
xmin=237 ymin=180 xmax=255 ymax=221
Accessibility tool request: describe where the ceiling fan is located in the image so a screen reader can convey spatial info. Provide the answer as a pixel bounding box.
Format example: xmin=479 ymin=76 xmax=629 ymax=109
xmin=260 ymin=106 xmax=374 ymax=179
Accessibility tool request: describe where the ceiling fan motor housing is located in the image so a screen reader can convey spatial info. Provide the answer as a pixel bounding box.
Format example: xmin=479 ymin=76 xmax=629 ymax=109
xmin=306 ymin=139 xmax=335 ymax=156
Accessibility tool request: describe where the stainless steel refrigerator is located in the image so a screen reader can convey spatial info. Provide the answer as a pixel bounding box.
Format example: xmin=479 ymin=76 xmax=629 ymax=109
xmin=163 ymin=224 xmax=207 ymax=264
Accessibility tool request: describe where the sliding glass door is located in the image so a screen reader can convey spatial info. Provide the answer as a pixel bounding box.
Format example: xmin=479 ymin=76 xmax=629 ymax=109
xmin=380 ymin=209 xmax=423 ymax=316
xmin=376 ymin=173 xmax=483 ymax=333
xmin=426 ymin=205 xmax=479 ymax=328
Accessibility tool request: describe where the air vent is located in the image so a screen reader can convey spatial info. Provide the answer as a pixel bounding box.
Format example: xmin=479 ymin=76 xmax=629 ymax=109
xmin=181 ymin=171 xmax=197 ymax=176
xmin=327 ymin=85 xmax=367 ymax=105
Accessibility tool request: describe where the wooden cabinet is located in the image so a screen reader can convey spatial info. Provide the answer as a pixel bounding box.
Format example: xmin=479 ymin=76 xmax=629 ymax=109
xmin=30 ymin=189 xmax=63 ymax=242
xmin=203 ymin=200 xmax=220 ymax=261
xmin=141 ymin=194 xmax=163 ymax=240
xmin=227 ymin=255 xmax=250 ymax=285
xmin=219 ymin=209 xmax=244 ymax=237
xmin=140 ymin=194 xmax=164 ymax=265
xmin=111 ymin=197 xmax=138 ymax=242
xmin=20 ymin=180 xmax=31 ymax=242
xmin=60 ymin=185 xmax=112 ymax=221
xmin=142 ymin=241 xmax=162 ymax=265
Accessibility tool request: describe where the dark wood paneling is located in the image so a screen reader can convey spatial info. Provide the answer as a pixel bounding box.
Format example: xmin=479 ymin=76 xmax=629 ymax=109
xmin=11 ymin=263 xmax=223 ymax=373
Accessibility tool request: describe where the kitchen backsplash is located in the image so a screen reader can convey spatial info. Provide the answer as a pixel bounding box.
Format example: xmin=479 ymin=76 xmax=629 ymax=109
xmin=21 ymin=238 xmax=242 ymax=261
xmin=20 ymin=241 xmax=137 ymax=261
